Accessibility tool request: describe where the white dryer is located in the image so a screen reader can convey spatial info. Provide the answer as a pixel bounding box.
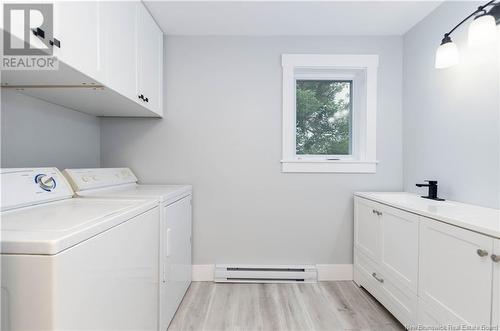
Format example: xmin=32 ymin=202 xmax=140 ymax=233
xmin=63 ymin=168 xmax=192 ymax=331
xmin=1 ymin=168 xmax=160 ymax=331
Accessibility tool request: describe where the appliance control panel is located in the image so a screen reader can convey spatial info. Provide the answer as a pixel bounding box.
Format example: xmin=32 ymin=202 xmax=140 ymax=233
xmin=63 ymin=168 xmax=138 ymax=192
xmin=1 ymin=168 xmax=74 ymax=211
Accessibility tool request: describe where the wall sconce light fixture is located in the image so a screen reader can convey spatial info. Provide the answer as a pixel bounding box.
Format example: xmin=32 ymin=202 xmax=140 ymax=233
xmin=435 ymin=0 xmax=500 ymax=69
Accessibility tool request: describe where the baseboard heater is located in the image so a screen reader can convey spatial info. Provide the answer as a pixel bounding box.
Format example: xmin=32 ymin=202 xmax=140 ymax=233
xmin=214 ymin=264 xmax=317 ymax=283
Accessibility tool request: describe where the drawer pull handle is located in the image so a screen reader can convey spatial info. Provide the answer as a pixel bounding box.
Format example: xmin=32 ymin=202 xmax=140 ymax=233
xmin=491 ymin=254 xmax=500 ymax=262
xmin=372 ymin=210 xmax=382 ymax=216
xmin=477 ymin=249 xmax=489 ymax=257
xmin=372 ymin=272 xmax=384 ymax=283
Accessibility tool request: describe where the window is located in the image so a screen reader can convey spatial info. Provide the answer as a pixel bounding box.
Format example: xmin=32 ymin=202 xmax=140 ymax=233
xmin=296 ymin=80 xmax=353 ymax=157
xmin=281 ymin=54 xmax=379 ymax=173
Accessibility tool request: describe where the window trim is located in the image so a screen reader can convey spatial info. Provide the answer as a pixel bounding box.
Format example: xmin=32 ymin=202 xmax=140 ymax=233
xmin=281 ymin=54 xmax=379 ymax=173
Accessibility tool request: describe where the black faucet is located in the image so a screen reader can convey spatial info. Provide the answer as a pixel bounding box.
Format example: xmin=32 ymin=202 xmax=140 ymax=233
xmin=415 ymin=180 xmax=445 ymax=201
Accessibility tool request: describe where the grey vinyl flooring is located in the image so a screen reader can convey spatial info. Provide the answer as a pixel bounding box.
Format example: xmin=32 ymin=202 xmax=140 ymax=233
xmin=168 ymin=281 xmax=405 ymax=331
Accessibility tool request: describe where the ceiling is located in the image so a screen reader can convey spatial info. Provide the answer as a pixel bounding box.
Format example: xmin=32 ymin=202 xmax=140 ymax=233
xmin=144 ymin=1 xmax=443 ymax=36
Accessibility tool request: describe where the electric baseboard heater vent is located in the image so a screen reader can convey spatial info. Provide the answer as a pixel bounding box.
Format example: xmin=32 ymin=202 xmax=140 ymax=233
xmin=214 ymin=265 xmax=317 ymax=283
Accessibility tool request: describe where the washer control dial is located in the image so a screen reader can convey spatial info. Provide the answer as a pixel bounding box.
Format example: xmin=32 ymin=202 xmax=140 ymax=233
xmin=35 ymin=174 xmax=56 ymax=191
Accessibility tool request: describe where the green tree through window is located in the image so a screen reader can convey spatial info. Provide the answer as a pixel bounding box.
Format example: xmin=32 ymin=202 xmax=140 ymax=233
xmin=296 ymin=80 xmax=352 ymax=155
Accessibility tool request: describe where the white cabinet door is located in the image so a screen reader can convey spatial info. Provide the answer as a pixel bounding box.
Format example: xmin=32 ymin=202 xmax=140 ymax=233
xmin=379 ymin=205 xmax=419 ymax=293
xmin=492 ymin=239 xmax=500 ymax=328
xmin=137 ymin=3 xmax=163 ymax=115
xmin=52 ymin=1 xmax=101 ymax=82
xmin=162 ymin=196 xmax=192 ymax=330
xmin=419 ymin=217 xmax=494 ymax=326
xmin=100 ymin=1 xmax=138 ymax=100
xmin=354 ymin=197 xmax=381 ymax=262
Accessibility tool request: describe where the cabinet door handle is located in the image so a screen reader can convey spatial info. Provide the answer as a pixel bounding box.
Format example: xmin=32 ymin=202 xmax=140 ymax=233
xmin=49 ymin=38 xmax=60 ymax=48
xmin=491 ymin=254 xmax=500 ymax=262
xmin=372 ymin=210 xmax=382 ymax=216
xmin=138 ymin=94 xmax=144 ymax=100
xmin=32 ymin=27 xmax=45 ymax=39
xmin=477 ymin=249 xmax=489 ymax=257
xmin=372 ymin=272 xmax=384 ymax=283
xmin=144 ymin=97 xmax=149 ymax=103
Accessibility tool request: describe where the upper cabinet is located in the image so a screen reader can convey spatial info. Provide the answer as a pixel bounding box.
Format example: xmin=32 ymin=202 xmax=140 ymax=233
xmin=137 ymin=3 xmax=163 ymax=115
xmin=53 ymin=1 xmax=102 ymax=83
xmin=100 ymin=1 xmax=138 ymax=100
xmin=99 ymin=1 xmax=163 ymax=116
xmin=1 ymin=1 xmax=164 ymax=118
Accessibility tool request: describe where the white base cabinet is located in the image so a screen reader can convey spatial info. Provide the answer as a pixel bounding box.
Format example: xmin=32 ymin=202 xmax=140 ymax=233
xmin=354 ymin=195 xmax=500 ymax=330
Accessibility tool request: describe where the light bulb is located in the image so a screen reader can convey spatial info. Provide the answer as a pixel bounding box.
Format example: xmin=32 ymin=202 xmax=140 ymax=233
xmin=468 ymin=14 xmax=498 ymax=47
xmin=435 ymin=41 xmax=459 ymax=69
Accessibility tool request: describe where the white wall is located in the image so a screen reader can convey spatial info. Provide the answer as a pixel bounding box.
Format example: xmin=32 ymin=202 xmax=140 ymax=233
xmin=101 ymin=36 xmax=403 ymax=265
xmin=1 ymin=90 xmax=101 ymax=169
xmin=403 ymin=1 xmax=499 ymax=208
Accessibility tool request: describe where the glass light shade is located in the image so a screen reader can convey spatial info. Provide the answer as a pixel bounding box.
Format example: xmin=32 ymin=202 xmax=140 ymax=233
xmin=468 ymin=15 xmax=498 ymax=47
xmin=435 ymin=42 xmax=459 ymax=69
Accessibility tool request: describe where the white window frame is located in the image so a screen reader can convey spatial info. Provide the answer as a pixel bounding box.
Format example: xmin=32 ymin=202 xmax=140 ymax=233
xmin=281 ymin=54 xmax=379 ymax=173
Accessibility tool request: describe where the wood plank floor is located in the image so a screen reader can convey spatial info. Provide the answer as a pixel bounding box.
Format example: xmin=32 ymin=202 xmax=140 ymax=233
xmin=168 ymin=281 xmax=405 ymax=331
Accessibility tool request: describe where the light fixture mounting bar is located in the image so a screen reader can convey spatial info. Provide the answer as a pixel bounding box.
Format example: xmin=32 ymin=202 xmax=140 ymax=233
xmin=489 ymin=2 xmax=500 ymax=23
xmin=441 ymin=0 xmax=497 ymax=43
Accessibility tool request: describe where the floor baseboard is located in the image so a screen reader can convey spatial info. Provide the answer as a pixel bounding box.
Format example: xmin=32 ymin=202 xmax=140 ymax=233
xmin=192 ymin=264 xmax=353 ymax=281
xmin=192 ymin=264 xmax=215 ymax=281
xmin=316 ymin=264 xmax=353 ymax=281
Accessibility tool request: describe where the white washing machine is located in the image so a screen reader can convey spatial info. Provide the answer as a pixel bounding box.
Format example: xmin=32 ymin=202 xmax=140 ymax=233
xmin=63 ymin=168 xmax=192 ymax=331
xmin=1 ymin=168 xmax=160 ymax=331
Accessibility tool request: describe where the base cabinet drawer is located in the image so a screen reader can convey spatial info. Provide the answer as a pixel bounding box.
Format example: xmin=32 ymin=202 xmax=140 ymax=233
xmin=354 ymin=251 xmax=382 ymax=300
xmin=354 ymin=251 xmax=417 ymax=327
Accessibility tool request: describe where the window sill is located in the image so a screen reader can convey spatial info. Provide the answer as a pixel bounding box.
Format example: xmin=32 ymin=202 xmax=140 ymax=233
xmin=281 ymin=159 xmax=378 ymax=173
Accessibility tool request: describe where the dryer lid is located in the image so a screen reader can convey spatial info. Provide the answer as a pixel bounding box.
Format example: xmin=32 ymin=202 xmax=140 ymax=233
xmin=75 ymin=184 xmax=192 ymax=203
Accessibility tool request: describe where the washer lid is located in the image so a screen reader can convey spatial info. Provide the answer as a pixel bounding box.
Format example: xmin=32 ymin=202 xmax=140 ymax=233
xmin=1 ymin=197 xmax=157 ymax=255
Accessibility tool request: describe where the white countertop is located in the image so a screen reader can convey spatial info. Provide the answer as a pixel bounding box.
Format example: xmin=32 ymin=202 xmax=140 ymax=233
xmin=354 ymin=192 xmax=500 ymax=239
